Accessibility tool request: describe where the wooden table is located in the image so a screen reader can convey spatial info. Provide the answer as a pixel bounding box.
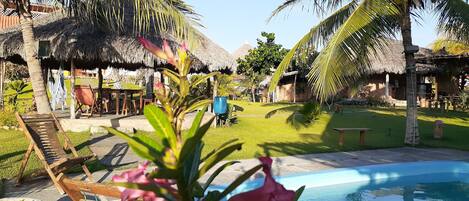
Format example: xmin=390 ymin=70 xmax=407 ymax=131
xmin=333 ymin=128 xmax=371 ymax=146
xmin=98 ymin=88 xmax=144 ymax=115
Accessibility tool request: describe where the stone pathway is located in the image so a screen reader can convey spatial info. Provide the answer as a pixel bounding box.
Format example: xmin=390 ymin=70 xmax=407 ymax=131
xmin=4 ymin=134 xmax=469 ymax=200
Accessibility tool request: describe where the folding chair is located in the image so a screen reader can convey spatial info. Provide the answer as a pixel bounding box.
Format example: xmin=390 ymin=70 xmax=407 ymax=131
xmin=16 ymin=113 xmax=95 ymax=194
xmin=74 ymin=85 xmax=98 ymax=117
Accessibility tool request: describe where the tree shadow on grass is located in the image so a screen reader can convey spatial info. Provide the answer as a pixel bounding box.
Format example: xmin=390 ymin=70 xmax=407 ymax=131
xmin=257 ymin=107 xmax=469 ymax=159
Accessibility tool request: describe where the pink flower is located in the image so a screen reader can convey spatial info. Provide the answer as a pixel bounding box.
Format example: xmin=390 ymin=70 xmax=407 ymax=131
xmin=112 ymin=161 xmax=176 ymax=201
xmin=228 ymin=157 xmax=296 ymax=201
xmin=137 ymin=37 xmax=176 ymax=66
xmin=180 ymin=42 xmax=188 ymax=52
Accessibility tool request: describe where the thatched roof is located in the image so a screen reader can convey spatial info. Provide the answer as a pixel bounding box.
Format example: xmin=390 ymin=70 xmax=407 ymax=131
xmin=366 ymin=40 xmax=438 ymax=75
xmin=232 ymin=42 xmax=253 ymax=60
xmin=0 ymin=12 xmax=236 ymax=73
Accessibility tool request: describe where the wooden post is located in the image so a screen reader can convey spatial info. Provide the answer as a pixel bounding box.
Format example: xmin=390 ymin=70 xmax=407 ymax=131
xmin=0 ymin=59 xmax=5 ymax=109
xmin=339 ymin=131 xmax=344 ymax=146
xmin=293 ymin=74 xmax=297 ymax=103
xmin=359 ymin=130 xmax=366 ymax=145
xmin=385 ymin=73 xmax=390 ymax=98
xmin=97 ymin=67 xmax=103 ymax=115
xmin=146 ymin=69 xmax=155 ymax=99
xmin=70 ymin=60 xmax=76 ymax=119
xmin=207 ymin=78 xmax=212 ymax=112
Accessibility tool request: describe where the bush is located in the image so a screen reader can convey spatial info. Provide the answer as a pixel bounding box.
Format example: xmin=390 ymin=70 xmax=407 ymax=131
xmin=0 ymin=107 xmax=18 ymax=128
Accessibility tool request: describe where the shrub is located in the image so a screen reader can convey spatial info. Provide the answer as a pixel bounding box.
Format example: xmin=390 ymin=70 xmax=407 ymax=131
xmin=0 ymin=107 xmax=18 ymax=128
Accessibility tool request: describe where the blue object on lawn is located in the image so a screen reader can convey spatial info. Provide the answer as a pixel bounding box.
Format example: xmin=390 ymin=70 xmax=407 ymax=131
xmin=214 ymin=96 xmax=228 ymax=114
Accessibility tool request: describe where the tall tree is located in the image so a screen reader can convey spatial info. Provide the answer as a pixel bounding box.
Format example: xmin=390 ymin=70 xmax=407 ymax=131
xmin=237 ymin=32 xmax=288 ymax=102
xmin=269 ymin=0 xmax=469 ymax=145
xmin=1 ymin=0 xmax=200 ymax=114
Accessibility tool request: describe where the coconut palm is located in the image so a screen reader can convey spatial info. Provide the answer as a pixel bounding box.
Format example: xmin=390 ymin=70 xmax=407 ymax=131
xmin=269 ymin=0 xmax=469 ymax=145
xmin=0 ymin=0 xmax=199 ymax=114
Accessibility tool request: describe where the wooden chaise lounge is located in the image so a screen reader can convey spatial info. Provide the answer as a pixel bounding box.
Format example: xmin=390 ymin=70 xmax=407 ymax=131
xmin=16 ymin=113 xmax=95 ymax=194
xmin=58 ymin=173 xmax=120 ymax=201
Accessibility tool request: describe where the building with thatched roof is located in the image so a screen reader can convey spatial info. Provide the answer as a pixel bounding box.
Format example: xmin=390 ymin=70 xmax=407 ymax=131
xmin=0 ymin=12 xmax=236 ymax=73
xmin=354 ymin=40 xmax=441 ymax=102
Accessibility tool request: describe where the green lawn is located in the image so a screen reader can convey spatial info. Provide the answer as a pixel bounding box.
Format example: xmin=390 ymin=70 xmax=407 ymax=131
xmin=1 ymin=100 xmax=468 ymax=181
xmin=202 ymin=101 xmax=469 ymax=160
xmin=0 ymin=129 xmax=103 ymax=180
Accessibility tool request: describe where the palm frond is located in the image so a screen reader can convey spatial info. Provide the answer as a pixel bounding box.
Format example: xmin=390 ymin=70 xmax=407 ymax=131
xmin=432 ymin=38 xmax=469 ymax=54
xmin=433 ymin=0 xmax=469 ymax=43
xmin=308 ymin=0 xmax=400 ymax=101
xmin=61 ymin=0 xmax=201 ymax=43
xmin=269 ymin=0 xmax=351 ymax=21
xmin=266 ymin=102 xmax=321 ymax=130
xmin=265 ymin=105 xmax=302 ymax=119
xmin=269 ymin=1 xmax=358 ymax=92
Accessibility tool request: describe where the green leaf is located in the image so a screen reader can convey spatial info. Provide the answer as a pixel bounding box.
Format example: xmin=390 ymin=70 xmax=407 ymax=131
xmin=183 ymin=142 xmax=203 ymax=187
xmin=191 ymin=72 xmax=220 ymax=88
xmin=186 ymin=107 xmax=207 ymax=138
xmin=133 ymin=133 xmax=165 ymax=153
xmin=294 ymin=186 xmax=306 ymax=201
xmin=144 ymin=105 xmax=178 ymax=150
xmin=163 ymin=69 xmax=181 ymax=85
xmin=202 ymin=161 xmax=240 ymax=191
xmin=183 ymin=99 xmax=212 ymax=115
xmin=107 ymin=127 xmax=167 ymax=167
xmin=217 ymin=164 xmax=263 ymax=199
xmin=198 ymin=143 xmax=243 ymax=177
xmin=148 ymin=168 xmax=179 ymax=179
xmin=201 ymin=138 xmax=239 ymax=163
xmin=179 ymin=115 xmax=214 ymax=164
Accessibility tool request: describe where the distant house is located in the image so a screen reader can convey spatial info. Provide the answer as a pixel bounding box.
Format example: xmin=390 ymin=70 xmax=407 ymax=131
xmin=350 ymin=40 xmax=468 ymax=107
xmin=267 ymin=40 xmax=468 ymax=106
xmin=0 ymin=4 xmax=53 ymax=30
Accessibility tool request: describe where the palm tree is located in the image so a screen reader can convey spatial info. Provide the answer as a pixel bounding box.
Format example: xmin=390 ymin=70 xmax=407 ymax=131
xmin=0 ymin=0 xmax=199 ymax=114
xmin=269 ymin=0 xmax=469 ymax=145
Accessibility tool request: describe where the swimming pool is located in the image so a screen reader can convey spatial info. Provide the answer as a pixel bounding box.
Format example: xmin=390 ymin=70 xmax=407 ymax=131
xmin=219 ymin=161 xmax=469 ymax=200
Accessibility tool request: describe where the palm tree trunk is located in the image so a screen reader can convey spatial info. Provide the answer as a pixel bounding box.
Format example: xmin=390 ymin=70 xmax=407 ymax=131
xmin=20 ymin=13 xmax=51 ymax=114
xmin=400 ymin=4 xmax=419 ymax=145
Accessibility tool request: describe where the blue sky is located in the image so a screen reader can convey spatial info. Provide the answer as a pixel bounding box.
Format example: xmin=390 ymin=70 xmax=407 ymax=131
xmin=186 ymin=0 xmax=440 ymax=53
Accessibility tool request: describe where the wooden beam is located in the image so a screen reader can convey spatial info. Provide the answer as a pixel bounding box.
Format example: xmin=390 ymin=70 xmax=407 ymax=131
xmin=0 ymin=59 xmax=5 ymax=109
xmin=70 ymin=60 xmax=76 ymax=119
xmin=97 ymin=67 xmax=103 ymax=115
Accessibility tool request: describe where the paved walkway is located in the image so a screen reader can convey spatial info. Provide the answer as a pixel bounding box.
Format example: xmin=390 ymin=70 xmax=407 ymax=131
xmin=4 ymin=134 xmax=469 ymax=200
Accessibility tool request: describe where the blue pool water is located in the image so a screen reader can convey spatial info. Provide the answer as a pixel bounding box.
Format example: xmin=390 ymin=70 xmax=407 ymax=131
xmin=214 ymin=161 xmax=469 ymax=201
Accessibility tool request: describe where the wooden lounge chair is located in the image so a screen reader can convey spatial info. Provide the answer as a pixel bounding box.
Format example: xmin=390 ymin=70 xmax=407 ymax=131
xmin=15 ymin=113 xmax=95 ymax=194
xmin=57 ymin=174 xmax=120 ymax=201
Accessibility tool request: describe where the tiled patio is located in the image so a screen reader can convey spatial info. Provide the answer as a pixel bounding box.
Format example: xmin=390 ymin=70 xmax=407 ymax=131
xmin=3 ymin=133 xmax=469 ymax=201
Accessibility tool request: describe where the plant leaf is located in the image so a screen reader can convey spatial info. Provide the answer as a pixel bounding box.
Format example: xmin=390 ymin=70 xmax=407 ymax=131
xmin=202 ymin=161 xmax=240 ymax=191
xmin=294 ymin=186 xmax=306 ymax=201
xmin=217 ymin=164 xmax=263 ymax=199
xmin=198 ymin=143 xmax=243 ymax=178
xmin=144 ymin=105 xmax=178 ymax=150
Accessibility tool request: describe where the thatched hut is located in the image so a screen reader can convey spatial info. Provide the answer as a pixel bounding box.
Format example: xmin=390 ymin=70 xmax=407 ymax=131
xmin=355 ymin=40 xmax=441 ymax=102
xmin=0 ymin=12 xmax=236 ymax=73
